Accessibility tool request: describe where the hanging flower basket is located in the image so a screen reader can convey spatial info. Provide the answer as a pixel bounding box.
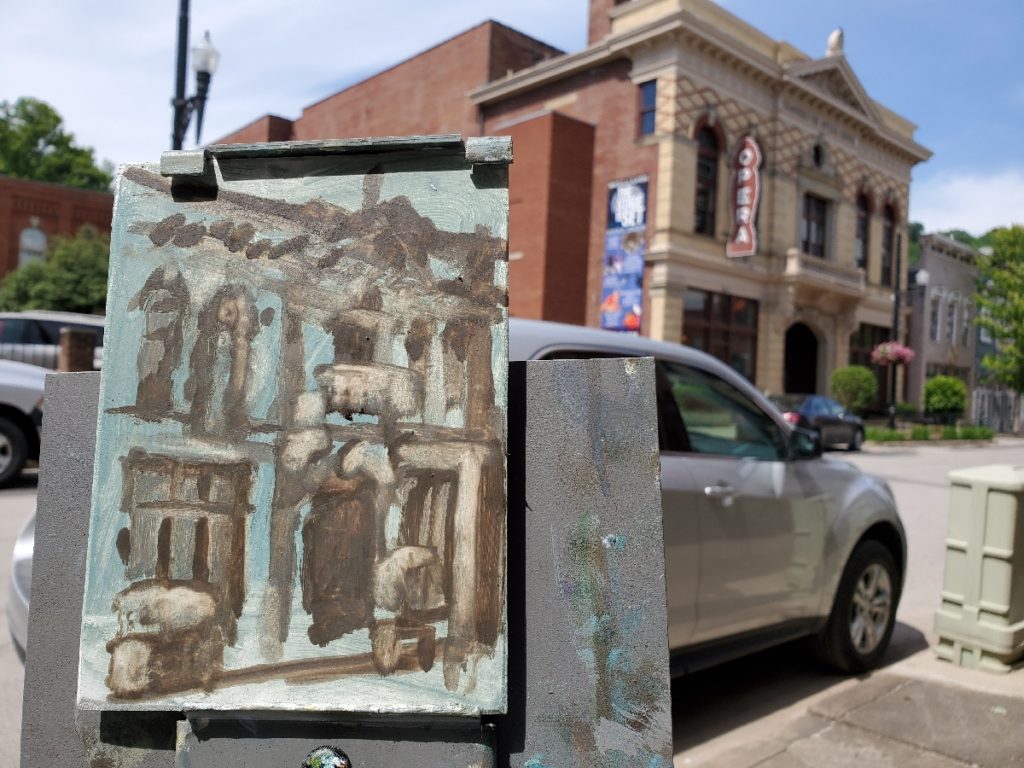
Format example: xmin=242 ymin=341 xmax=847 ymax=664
xmin=871 ymin=342 xmax=915 ymax=365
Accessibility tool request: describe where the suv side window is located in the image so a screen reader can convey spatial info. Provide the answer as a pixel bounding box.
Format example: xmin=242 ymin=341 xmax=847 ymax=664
xmin=659 ymin=360 xmax=787 ymax=460
xmin=39 ymin=321 xmax=103 ymax=346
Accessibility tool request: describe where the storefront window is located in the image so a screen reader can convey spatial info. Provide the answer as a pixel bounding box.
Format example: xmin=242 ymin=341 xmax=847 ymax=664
xmin=682 ymin=288 xmax=759 ymax=381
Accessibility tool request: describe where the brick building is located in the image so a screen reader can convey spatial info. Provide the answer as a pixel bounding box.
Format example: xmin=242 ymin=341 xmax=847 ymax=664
xmin=0 ymin=176 xmax=113 ymax=279
xmin=219 ymin=0 xmax=931 ymax=394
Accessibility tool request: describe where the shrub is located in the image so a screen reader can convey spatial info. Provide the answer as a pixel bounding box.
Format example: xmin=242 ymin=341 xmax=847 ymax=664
xmin=910 ymin=426 xmax=931 ymax=441
xmin=940 ymin=425 xmax=959 ymax=440
xmin=866 ymin=427 xmax=906 ymax=442
xmin=923 ymin=376 xmax=968 ymax=424
xmin=830 ymin=365 xmax=877 ymax=411
xmin=895 ymin=402 xmax=918 ymax=419
xmin=959 ymin=425 xmax=994 ymax=440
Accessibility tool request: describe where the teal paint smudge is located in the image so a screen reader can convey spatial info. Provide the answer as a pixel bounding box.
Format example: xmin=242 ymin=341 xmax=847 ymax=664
xmin=524 ymin=755 xmax=551 ymax=768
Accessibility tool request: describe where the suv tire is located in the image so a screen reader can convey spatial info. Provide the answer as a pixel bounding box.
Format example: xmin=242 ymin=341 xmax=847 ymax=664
xmin=0 ymin=417 xmax=27 ymax=487
xmin=814 ymin=540 xmax=898 ymax=673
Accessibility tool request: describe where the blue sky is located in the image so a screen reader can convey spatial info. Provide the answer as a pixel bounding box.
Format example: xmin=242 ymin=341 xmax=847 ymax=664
xmin=2 ymin=1 xmax=1021 ymax=234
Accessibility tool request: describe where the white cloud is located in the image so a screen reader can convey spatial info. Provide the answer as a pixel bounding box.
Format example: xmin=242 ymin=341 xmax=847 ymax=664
xmin=0 ymin=1 xmax=586 ymax=168
xmin=911 ymin=169 xmax=1024 ymax=234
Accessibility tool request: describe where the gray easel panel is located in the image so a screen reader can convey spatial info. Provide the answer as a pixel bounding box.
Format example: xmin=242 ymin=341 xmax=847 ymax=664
xmin=502 ymin=358 xmax=673 ymax=767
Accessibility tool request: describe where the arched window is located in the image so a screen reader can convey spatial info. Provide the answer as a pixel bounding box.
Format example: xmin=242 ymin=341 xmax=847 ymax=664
xmin=694 ymin=126 xmax=720 ymax=236
xmin=18 ymin=218 xmax=47 ymax=266
xmin=946 ymin=300 xmax=957 ymax=345
xmin=855 ymin=194 xmax=870 ymax=271
xmin=880 ymin=204 xmax=896 ymax=286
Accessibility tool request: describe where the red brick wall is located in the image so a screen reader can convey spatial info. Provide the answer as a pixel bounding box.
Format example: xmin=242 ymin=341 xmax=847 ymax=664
xmin=484 ymin=59 xmax=659 ymax=328
xmin=504 ymin=112 xmax=593 ymax=324
xmin=488 ymin=23 xmax=562 ymax=82
xmin=0 ymin=177 xmax=113 ymax=278
xmin=216 ymin=115 xmax=294 ymax=145
xmin=588 ymin=0 xmax=615 ymax=44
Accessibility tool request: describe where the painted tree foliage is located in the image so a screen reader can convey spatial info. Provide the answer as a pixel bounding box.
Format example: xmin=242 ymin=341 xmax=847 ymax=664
xmin=0 ymin=97 xmax=111 ymax=191
xmin=0 ymin=224 xmax=109 ymax=313
xmin=974 ymin=225 xmax=1024 ymax=393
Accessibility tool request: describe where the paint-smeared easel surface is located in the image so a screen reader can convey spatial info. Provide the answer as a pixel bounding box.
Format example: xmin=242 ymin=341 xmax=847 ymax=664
xmin=77 ymin=136 xmax=510 ymax=714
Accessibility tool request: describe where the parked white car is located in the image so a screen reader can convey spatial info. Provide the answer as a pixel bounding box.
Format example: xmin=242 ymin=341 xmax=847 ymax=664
xmin=0 ymin=310 xmax=104 ymax=370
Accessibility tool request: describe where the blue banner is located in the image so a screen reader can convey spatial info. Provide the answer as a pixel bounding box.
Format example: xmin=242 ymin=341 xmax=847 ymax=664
xmin=601 ymin=177 xmax=647 ymax=332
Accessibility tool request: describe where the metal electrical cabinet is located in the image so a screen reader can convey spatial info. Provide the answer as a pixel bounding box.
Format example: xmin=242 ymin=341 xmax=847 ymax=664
xmin=935 ymin=464 xmax=1024 ymax=672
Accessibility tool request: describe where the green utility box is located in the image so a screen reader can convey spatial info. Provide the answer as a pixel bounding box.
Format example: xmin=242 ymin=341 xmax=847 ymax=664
xmin=935 ymin=464 xmax=1024 ymax=672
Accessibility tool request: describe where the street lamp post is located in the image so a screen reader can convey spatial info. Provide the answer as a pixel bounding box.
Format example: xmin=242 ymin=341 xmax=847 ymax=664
xmin=887 ymin=233 xmax=904 ymax=429
xmin=171 ymin=0 xmax=220 ymax=150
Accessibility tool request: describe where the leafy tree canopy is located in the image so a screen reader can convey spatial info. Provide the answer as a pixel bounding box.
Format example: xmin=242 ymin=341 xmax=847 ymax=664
xmin=0 ymin=224 xmax=109 ymax=313
xmin=0 ymin=97 xmax=111 ymax=191
xmin=974 ymin=225 xmax=1024 ymax=393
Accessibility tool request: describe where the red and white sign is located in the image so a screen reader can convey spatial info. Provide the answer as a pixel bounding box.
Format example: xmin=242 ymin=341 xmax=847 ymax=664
xmin=726 ymin=136 xmax=763 ymax=258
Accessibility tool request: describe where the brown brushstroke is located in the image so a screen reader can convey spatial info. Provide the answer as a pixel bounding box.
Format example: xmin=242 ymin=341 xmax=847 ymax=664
xmin=301 ymin=469 xmax=375 ymax=646
xmin=184 ymin=285 xmax=259 ymax=436
xmin=127 ymin=267 xmax=189 ymax=418
xmin=106 ymin=451 xmax=254 ymax=698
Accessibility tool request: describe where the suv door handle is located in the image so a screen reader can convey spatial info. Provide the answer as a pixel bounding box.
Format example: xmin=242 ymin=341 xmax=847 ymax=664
xmin=704 ymin=484 xmax=736 ymax=506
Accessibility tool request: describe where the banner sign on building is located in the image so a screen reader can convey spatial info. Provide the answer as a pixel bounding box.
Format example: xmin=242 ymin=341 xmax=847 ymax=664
xmin=600 ymin=176 xmax=647 ymax=332
xmin=726 ymin=136 xmax=762 ymax=258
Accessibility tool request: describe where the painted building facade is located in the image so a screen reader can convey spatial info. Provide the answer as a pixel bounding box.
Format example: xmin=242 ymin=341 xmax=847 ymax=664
xmin=906 ymin=233 xmax=978 ymax=408
xmin=218 ymin=0 xmax=931 ymax=393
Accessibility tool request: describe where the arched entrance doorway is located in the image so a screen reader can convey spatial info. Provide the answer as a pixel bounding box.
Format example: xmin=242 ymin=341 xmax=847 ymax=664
xmin=784 ymin=323 xmax=819 ymax=394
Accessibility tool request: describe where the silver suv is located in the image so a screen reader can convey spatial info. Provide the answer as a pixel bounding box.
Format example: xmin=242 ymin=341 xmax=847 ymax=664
xmin=510 ymin=318 xmax=905 ymax=673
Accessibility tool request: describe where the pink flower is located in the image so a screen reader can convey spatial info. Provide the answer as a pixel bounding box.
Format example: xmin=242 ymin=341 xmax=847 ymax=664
xmin=871 ymin=342 xmax=916 ymax=365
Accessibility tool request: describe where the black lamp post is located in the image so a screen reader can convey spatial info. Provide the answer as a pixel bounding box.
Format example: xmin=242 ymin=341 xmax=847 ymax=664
xmin=171 ymin=0 xmax=220 ymax=150
xmin=886 ymin=233 xmax=904 ymax=429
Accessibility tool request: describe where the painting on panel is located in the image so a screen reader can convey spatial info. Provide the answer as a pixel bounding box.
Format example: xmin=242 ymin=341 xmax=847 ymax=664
xmin=76 ymin=139 xmax=509 ymax=714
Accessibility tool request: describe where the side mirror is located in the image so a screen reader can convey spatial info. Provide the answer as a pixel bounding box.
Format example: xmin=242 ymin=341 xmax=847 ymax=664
xmin=789 ymin=427 xmax=822 ymax=460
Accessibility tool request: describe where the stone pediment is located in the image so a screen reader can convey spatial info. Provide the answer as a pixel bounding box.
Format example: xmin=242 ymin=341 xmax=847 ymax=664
xmin=786 ymin=57 xmax=880 ymax=124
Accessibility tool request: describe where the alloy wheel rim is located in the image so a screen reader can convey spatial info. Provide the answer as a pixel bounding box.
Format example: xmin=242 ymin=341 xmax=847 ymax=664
xmin=0 ymin=433 xmax=11 ymax=475
xmin=849 ymin=563 xmax=891 ymax=655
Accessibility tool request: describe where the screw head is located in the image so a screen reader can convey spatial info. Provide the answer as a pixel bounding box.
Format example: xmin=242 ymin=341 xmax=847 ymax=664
xmin=303 ymin=746 xmax=352 ymax=768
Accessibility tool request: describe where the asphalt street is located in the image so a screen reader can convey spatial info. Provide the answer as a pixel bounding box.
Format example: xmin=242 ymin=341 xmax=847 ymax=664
xmin=0 ymin=441 xmax=1021 ymax=765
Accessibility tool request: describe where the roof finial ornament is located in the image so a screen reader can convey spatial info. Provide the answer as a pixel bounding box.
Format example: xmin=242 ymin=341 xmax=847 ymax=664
xmin=827 ymin=27 xmax=844 ymax=57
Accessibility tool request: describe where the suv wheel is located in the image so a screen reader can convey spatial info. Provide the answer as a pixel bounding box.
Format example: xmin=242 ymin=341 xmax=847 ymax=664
xmin=814 ymin=540 xmax=898 ymax=673
xmin=0 ymin=417 xmax=27 ymax=487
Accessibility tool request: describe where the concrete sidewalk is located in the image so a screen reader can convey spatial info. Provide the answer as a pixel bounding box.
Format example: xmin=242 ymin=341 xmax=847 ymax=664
xmin=678 ymin=651 xmax=1024 ymax=767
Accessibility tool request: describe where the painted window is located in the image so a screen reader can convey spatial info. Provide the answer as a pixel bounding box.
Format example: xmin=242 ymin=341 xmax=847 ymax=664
xmin=694 ymin=126 xmax=719 ymax=236
xmin=638 ymin=80 xmax=657 ymax=136
xmin=855 ymin=194 xmax=870 ymax=270
xmin=880 ymin=205 xmax=896 ymax=287
xmin=801 ymin=193 xmax=828 ymax=258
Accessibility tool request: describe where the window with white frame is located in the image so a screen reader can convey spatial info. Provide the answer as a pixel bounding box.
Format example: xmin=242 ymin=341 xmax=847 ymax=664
xmin=946 ymin=300 xmax=957 ymax=345
xmin=930 ymin=296 xmax=941 ymax=341
xmin=961 ymin=307 xmax=971 ymax=347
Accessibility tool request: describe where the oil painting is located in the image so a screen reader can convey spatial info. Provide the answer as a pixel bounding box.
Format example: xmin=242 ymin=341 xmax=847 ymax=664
xmin=77 ymin=138 xmax=509 ymax=714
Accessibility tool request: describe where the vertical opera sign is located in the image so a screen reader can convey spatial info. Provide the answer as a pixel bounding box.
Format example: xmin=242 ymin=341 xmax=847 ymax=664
xmin=600 ymin=176 xmax=648 ymax=332
xmin=726 ymin=136 xmax=763 ymax=258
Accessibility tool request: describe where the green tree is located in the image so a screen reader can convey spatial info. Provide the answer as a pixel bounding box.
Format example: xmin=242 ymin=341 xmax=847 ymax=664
xmin=0 ymin=98 xmax=111 ymax=191
xmin=908 ymin=221 xmax=924 ymax=264
xmin=830 ymin=365 xmax=877 ymax=411
xmin=975 ymin=225 xmax=1024 ymax=393
xmin=923 ymin=375 xmax=967 ymax=424
xmin=0 ymin=224 xmax=109 ymax=313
